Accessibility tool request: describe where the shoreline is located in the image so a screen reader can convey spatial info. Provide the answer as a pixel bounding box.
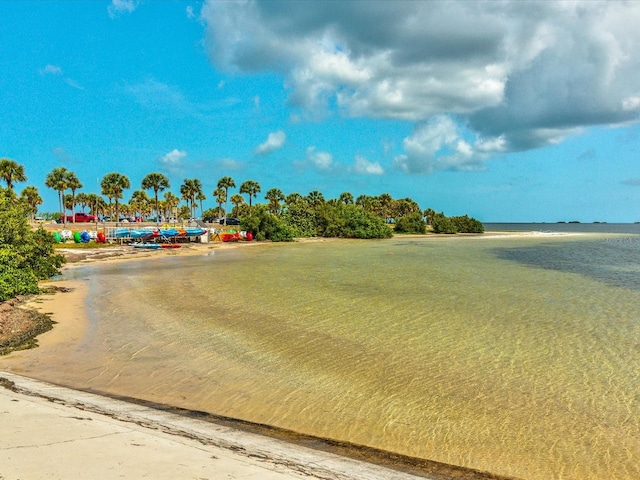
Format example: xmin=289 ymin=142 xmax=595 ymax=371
xmin=0 ymin=372 xmax=516 ymax=480
xmin=0 ymin=372 xmax=431 ymax=480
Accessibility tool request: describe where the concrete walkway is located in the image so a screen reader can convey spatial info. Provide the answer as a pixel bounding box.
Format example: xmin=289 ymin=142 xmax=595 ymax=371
xmin=0 ymin=372 xmax=431 ymax=480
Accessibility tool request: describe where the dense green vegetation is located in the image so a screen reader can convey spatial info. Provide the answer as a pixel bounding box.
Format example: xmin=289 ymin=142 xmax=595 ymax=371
xmin=432 ymin=213 xmax=485 ymax=234
xmin=0 ymin=189 xmax=65 ymax=301
xmin=2 ymin=157 xmax=484 ymax=243
xmin=394 ymin=212 xmax=427 ymax=234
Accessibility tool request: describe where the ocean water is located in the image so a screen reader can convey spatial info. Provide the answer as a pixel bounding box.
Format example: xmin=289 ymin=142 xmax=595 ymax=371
xmin=7 ymin=232 xmax=640 ymax=479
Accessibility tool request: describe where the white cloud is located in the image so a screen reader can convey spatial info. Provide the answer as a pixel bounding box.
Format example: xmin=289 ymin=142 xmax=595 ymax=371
xmin=622 ymin=96 xmax=640 ymax=112
xmin=202 ymin=0 xmax=640 ymax=159
xmin=40 ymin=64 xmax=62 ymax=75
xmin=108 ymin=0 xmax=139 ymax=18
xmin=159 ymin=148 xmax=187 ymax=168
xmin=254 ymin=130 xmax=286 ymax=156
xmin=66 ymin=78 xmax=84 ymax=90
xmin=186 ymin=6 xmax=195 ymax=19
xmin=351 ymin=155 xmax=384 ymax=175
xmin=393 ymin=115 xmax=495 ymax=174
xmin=305 ymin=146 xmax=333 ymax=171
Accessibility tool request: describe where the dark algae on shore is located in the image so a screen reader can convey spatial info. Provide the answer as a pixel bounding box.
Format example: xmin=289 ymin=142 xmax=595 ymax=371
xmin=0 ymin=288 xmax=70 ymax=355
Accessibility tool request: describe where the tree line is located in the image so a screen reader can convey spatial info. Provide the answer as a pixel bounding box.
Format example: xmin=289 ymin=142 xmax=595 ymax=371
xmin=0 ymin=157 xmax=483 ymax=238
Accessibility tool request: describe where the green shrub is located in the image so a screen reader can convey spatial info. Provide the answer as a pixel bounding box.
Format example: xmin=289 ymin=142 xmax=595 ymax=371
xmin=241 ymin=207 xmax=295 ymax=242
xmin=431 ymin=214 xmax=458 ymax=234
xmin=394 ymin=212 xmax=427 ymax=234
xmin=317 ymin=205 xmax=392 ymax=239
xmin=431 ymin=212 xmax=484 ymax=234
xmin=0 ymin=189 xmax=65 ymax=301
xmin=450 ymin=215 xmax=485 ymax=233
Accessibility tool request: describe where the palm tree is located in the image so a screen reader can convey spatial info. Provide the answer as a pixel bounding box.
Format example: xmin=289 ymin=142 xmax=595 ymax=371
xmin=307 ymin=190 xmax=325 ymax=210
xmin=424 ymin=208 xmax=436 ymax=226
xmin=75 ymin=192 xmax=89 ymax=212
xmin=189 ymin=179 xmax=202 ymax=218
xmin=217 ymin=176 xmax=236 ymax=222
xmin=130 ymin=190 xmax=150 ymax=221
xmin=239 ymin=180 xmax=261 ymax=215
xmin=63 ymin=193 xmax=74 ymax=214
xmin=394 ymin=197 xmax=421 ymax=219
xmin=285 ymin=192 xmax=303 ymax=206
xmin=339 ymin=191 xmax=354 ymax=205
xmin=230 ymin=193 xmax=244 ymax=217
xmin=20 ymin=186 xmax=42 ymax=221
xmin=141 ymin=173 xmax=170 ymax=224
xmin=265 ymin=187 xmax=285 ymax=215
xmin=196 ymin=191 xmax=206 ymax=218
xmin=85 ymin=193 xmax=103 ymax=218
xmin=213 ymin=187 xmax=226 ymax=218
xmin=180 ymin=179 xmax=202 ymax=219
xmin=378 ymin=193 xmax=394 ymax=221
xmin=66 ymin=171 xmax=82 ymax=222
xmin=45 ymin=167 xmax=70 ymax=224
xmin=163 ymin=191 xmax=179 ymax=222
xmin=0 ymin=158 xmax=27 ymax=192
xmin=100 ymin=172 xmax=130 ymax=225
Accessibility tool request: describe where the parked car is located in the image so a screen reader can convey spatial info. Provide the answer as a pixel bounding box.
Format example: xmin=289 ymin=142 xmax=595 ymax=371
xmin=101 ymin=215 xmax=127 ymax=222
xmin=220 ymin=217 xmax=241 ymax=226
xmin=63 ymin=212 xmax=97 ymax=223
xmin=203 ymin=216 xmax=219 ymax=223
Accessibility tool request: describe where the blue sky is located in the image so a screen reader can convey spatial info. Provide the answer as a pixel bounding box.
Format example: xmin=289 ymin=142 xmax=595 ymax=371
xmin=1 ymin=0 xmax=640 ymax=222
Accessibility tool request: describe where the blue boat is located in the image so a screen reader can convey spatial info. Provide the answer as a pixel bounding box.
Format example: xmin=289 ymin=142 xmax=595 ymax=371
xmin=159 ymin=228 xmax=180 ymax=237
xmin=130 ymin=242 xmax=161 ymax=249
xmin=184 ymin=227 xmax=207 ymax=236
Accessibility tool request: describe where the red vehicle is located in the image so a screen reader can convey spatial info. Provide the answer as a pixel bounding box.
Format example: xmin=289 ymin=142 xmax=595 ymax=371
xmin=63 ymin=212 xmax=97 ymax=223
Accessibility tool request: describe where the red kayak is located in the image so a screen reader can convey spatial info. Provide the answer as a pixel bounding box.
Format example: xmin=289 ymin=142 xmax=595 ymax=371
xmin=221 ymin=233 xmax=241 ymax=242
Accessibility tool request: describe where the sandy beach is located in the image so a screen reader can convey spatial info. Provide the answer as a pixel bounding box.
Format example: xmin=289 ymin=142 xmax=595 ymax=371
xmin=1 ymin=371 xmax=441 ymax=480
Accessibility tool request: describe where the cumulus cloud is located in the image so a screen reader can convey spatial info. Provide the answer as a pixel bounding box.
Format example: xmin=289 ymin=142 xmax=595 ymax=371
xmin=393 ymin=115 xmax=500 ymax=174
xmin=159 ymin=149 xmax=187 ymax=175
xmin=201 ymin=0 xmax=640 ymax=167
xmin=254 ymin=130 xmax=286 ymax=156
xmin=108 ymin=0 xmax=139 ymax=18
xmin=305 ymin=146 xmax=333 ymax=171
xmin=351 ymin=155 xmax=384 ymax=175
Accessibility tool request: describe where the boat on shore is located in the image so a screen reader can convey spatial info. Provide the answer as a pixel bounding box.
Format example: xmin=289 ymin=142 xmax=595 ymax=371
xmin=129 ymin=242 xmax=161 ymax=249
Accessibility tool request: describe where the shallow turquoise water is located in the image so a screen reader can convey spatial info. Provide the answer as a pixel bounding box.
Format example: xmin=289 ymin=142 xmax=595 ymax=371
xmin=11 ymin=234 xmax=640 ymax=479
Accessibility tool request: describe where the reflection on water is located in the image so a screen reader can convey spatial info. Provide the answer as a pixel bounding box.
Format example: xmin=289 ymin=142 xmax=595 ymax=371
xmin=5 ymin=235 xmax=640 ymax=479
